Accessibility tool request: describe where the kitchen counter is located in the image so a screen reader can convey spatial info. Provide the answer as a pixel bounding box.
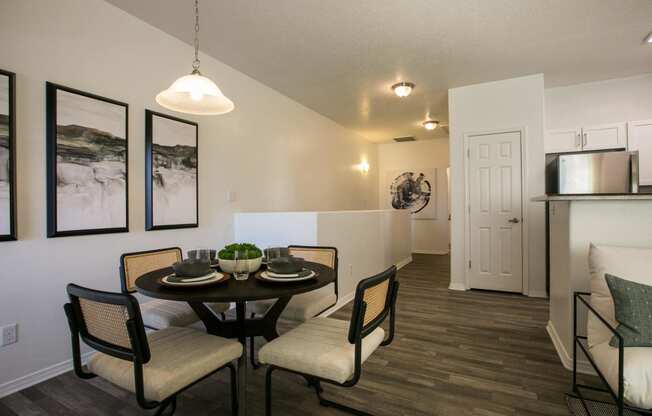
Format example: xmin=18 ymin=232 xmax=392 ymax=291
xmin=532 ymin=194 xmax=652 ymax=202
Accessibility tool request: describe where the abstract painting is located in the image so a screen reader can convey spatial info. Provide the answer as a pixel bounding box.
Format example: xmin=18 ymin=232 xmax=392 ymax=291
xmin=382 ymin=168 xmax=437 ymax=220
xmin=46 ymin=83 xmax=129 ymax=237
xmin=0 ymin=70 xmax=16 ymax=241
xmin=145 ymin=110 xmax=198 ymax=230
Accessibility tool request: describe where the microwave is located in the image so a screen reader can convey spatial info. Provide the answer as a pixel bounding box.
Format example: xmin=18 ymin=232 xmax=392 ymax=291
xmin=545 ymin=150 xmax=639 ymax=195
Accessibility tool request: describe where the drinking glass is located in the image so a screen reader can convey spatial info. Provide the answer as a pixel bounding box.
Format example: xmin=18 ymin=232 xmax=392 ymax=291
xmin=266 ymin=247 xmax=283 ymax=262
xmin=188 ymin=249 xmax=211 ymax=263
xmin=233 ymin=249 xmax=250 ymax=281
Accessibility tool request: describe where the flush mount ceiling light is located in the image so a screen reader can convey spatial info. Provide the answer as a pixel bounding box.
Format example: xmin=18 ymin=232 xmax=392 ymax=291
xmin=423 ymin=120 xmax=439 ymax=131
xmin=156 ymin=0 xmax=234 ymax=115
xmin=391 ymin=82 xmax=415 ymax=97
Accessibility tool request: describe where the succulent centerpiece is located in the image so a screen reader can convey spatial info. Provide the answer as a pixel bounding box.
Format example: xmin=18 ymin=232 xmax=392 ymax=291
xmin=217 ymin=243 xmax=263 ymax=274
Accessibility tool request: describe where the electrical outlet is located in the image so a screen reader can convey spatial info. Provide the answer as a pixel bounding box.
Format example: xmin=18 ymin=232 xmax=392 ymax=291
xmin=2 ymin=324 xmax=18 ymax=346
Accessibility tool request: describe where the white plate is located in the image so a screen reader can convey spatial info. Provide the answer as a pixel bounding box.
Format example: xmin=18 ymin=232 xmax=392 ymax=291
xmin=260 ymin=270 xmax=316 ymax=282
xmin=161 ymin=271 xmax=225 ymax=287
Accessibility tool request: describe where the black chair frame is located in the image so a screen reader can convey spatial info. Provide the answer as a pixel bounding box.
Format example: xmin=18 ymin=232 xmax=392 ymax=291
xmin=264 ymin=265 xmax=399 ymax=416
xmin=119 ymin=247 xmax=226 ymax=328
xmin=250 ymin=245 xmax=340 ymax=369
xmin=573 ymin=291 xmax=652 ymax=416
xmin=119 ymin=246 xmax=183 ymax=294
xmin=64 ymin=284 xmax=238 ymax=416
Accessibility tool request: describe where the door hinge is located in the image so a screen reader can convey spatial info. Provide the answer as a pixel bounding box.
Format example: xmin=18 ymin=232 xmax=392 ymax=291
xmin=468 ymin=260 xmax=472 ymax=269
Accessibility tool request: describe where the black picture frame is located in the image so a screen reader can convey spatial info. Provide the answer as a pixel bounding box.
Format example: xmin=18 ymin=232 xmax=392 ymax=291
xmin=145 ymin=110 xmax=199 ymax=231
xmin=0 ymin=69 xmax=16 ymax=241
xmin=46 ymin=82 xmax=129 ymax=238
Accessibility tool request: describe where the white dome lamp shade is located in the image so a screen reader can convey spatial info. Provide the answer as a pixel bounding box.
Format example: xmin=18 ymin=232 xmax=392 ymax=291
xmin=156 ymin=0 xmax=234 ymax=116
xmin=156 ymin=71 xmax=234 ymax=115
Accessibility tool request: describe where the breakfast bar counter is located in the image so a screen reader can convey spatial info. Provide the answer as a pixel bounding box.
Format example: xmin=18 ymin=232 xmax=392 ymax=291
xmin=532 ymin=195 xmax=652 ymax=373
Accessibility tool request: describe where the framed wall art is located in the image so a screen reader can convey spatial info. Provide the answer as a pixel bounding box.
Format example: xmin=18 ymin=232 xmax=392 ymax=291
xmin=46 ymin=82 xmax=129 ymax=237
xmin=0 ymin=69 xmax=16 ymax=241
xmin=145 ymin=110 xmax=198 ymax=230
xmin=381 ymin=168 xmax=437 ymax=220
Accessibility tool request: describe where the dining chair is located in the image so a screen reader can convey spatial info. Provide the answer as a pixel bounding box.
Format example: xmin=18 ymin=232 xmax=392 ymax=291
xmin=259 ymin=265 xmax=399 ymax=416
xmin=64 ymin=284 xmax=242 ymax=415
xmin=249 ymin=245 xmax=339 ymax=367
xmin=120 ymin=247 xmax=230 ymax=329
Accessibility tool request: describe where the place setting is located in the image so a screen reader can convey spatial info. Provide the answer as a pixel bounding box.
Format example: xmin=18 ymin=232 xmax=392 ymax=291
xmin=256 ymin=247 xmax=319 ymax=283
xmin=158 ymin=244 xmax=318 ymax=288
xmin=160 ymin=248 xmax=228 ymax=287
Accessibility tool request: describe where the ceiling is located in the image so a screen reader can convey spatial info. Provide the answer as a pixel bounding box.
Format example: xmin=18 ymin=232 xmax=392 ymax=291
xmin=107 ymin=0 xmax=652 ymax=142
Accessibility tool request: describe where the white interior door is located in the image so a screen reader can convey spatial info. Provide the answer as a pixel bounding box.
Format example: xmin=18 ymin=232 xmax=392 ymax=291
xmin=468 ymin=131 xmax=523 ymax=293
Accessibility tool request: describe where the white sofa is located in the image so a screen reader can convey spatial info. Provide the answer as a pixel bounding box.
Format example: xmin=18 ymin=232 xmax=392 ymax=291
xmin=587 ymin=244 xmax=652 ymax=409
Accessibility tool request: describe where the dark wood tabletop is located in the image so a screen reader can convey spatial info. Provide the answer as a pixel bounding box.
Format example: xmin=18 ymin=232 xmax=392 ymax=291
xmin=134 ymin=261 xmax=336 ymax=303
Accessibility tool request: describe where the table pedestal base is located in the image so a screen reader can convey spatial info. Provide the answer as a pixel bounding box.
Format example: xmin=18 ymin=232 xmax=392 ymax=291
xmin=188 ymin=297 xmax=291 ymax=416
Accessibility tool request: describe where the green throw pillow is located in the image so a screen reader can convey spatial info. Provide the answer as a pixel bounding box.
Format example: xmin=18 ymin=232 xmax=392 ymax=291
xmin=605 ymin=274 xmax=652 ymax=347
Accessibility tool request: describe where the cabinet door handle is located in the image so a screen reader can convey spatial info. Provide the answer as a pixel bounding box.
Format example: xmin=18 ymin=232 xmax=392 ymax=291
xmin=583 ymin=133 xmax=587 ymax=146
xmin=576 ymin=133 xmax=581 ymax=148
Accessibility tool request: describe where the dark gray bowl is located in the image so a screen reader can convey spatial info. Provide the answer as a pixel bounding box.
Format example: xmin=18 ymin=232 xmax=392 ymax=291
xmin=172 ymin=260 xmax=212 ymax=277
xmin=267 ymin=256 xmax=305 ymax=274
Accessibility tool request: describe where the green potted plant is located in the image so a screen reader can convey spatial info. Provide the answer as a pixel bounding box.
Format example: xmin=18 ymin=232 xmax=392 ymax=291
xmin=217 ymin=243 xmax=263 ymax=274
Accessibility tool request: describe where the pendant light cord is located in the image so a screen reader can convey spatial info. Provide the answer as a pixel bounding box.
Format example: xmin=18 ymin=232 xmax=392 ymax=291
xmin=192 ymin=0 xmax=201 ymax=73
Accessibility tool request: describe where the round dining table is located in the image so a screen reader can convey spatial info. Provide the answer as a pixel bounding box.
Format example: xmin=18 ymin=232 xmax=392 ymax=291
xmin=135 ymin=261 xmax=336 ymax=416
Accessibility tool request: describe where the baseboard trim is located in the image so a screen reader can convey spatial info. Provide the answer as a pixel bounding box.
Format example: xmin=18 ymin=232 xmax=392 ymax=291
xmin=448 ymin=282 xmax=467 ymax=291
xmin=546 ymin=320 xmax=594 ymax=375
xmin=528 ymin=290 xmax=548 ymax=299
xmin=0 ymin=351 xmax=94 ymax=399
xmin=320 ymin=291 xmax=355 ymax=318
xmin=322 ymin=257 xmax=411 ymax=318
xmin=413 ymin=250 xmax=449 ymax=255
xmin=396 ymin=256 xmax=413 ymax=270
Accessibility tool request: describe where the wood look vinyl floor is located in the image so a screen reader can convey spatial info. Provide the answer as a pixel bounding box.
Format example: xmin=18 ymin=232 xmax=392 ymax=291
xmin=0 ymin=254 xmax=594 ymax=415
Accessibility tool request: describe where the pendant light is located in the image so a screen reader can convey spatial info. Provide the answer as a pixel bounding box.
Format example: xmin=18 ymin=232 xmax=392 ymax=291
xmin=156 ymin=0 xmax=234 ymax=115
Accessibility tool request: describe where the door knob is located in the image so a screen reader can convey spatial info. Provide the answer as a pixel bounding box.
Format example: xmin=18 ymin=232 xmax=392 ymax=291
xmin=508 ymin=217 xmax=520 ymax=224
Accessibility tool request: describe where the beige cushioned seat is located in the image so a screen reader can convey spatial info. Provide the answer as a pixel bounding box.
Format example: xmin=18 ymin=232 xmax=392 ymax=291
xmin=121 ymin=248 xmax=230 ymax=330
xmin=88 ymin=327 xmax=242 ymax=402
xmin=140 ymin=300 xmax=200 ymax=329
xmin=587 ymin=244 xmax=652 ymax=409
xmin=251 ymin=284 xmax=336 ymax=322
xmin=140 ymin=300 xmax=229 ymax=329
xmin=258 ymin=317 xmax=384 ymax=384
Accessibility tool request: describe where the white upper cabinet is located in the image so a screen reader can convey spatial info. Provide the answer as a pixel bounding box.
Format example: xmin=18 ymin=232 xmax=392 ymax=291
xmin=545 ymin=128 xmax=582 ymax=153
xmin=627 ymin=120 xmax=652 ymax=186
xmin=581 ymin=123 xmax=627 ymax=151
xmin=545 ymin=123 xmax=627 ymax=154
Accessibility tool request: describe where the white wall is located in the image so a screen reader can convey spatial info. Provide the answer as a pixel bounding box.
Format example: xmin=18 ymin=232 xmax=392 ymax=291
xmin=235 ymin=210 xmax=412 ymax=305
xmin=546 ymin=73 xmax=652 ymax=129
xmin=448 ymin=74 xmax=546 ymax=296
xmin=0 ymin=0 xmax=379 ymax=392
xmin=547 ymin=200 xmax=652 ymax=372
xmin=378 ymin=140 xmax=450 ymax=254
